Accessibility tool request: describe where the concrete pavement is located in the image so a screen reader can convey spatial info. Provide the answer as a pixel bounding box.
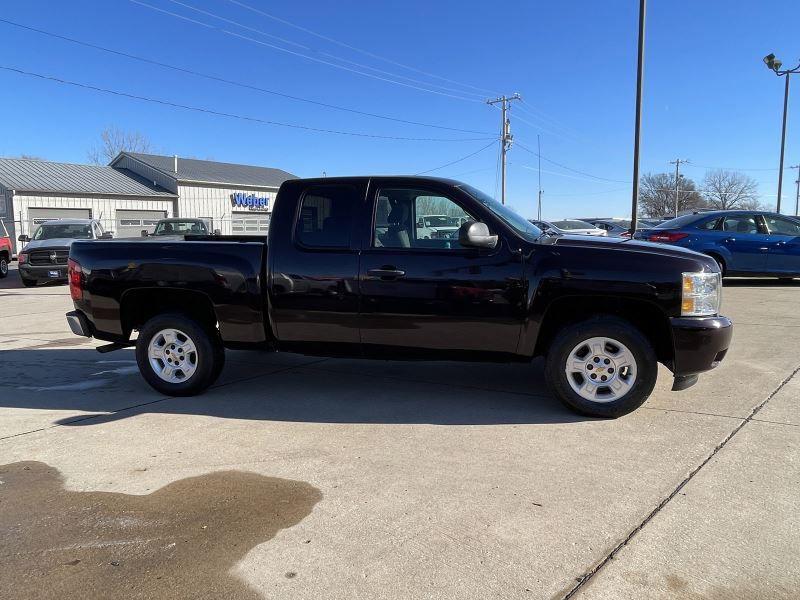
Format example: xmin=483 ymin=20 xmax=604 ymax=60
xmin=1 ymin=263 xmax=798 ymax=599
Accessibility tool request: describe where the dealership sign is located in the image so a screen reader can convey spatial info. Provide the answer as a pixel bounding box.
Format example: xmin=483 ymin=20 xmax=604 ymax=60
xmin=231 ymin=192 xmax=270 ymax=212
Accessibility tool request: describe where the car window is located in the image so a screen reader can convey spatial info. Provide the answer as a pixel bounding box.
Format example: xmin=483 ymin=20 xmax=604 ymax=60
xmin=374 ymin=188 xmax=476 ymax=249
xmin=654 ymin=214 xmax=705 ymax=229
xmin=696 ymin=218 xmax=721 ymax=230
xmin=764 ymin=215 xmax=800 ymax=235
xmin=33 ymin=224 xmax=92 ymax=240
xmin=721 ymin=215 xmax=758 ymax=234
xmin=552 ymin=220 xmax=595 ymax=230
xmin=296 ymin=184 xmax=358 ymax=248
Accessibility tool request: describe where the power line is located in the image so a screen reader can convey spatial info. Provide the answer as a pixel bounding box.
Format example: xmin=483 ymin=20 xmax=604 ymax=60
xmin=515 ymin=142 xmax=630 ymax=183
xmin=414 ymin=141 xmax=496 ymax=175
xmin=0 ymin=17 xmax=491 ymax=136
xmin=165 ymin=0 xmax=487 ymax=99
xmin=0 ymin=65 xmax=494 ymax=142
xmin=222 ymin=0 xmax=500 ymax=97
xmin=131 ymin=0 xmax=484 ymax=103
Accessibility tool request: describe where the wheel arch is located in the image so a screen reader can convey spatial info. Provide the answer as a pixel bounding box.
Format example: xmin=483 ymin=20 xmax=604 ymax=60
xmin=533 ymin=295 xmax=674 ymax=366
xmin=120 ymin=288 xmax=218 ymax=338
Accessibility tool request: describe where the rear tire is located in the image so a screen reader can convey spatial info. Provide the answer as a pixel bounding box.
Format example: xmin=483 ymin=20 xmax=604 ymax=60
xmin=544 ymin=317 xmax=658 ymax=418
xmin=135 ymin=313 xmax=224 ymax=396
xmin=20 ymin=276 xmax=37 ymax=287
xmin=0 ymin=256 xmax=8 ymax=278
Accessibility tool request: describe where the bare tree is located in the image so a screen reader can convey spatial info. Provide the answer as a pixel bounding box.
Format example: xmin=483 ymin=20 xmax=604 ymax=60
xmin=87 ymin=127 xmax=152 ymax=165
xmin=638 ymin=172 xmax=706 ymax=218
xmin=701 ymin=169 xmax=760 ymax=210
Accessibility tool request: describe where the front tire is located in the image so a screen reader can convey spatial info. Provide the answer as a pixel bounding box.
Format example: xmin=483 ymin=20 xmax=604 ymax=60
xmin=20 ymin=276 xmax=37 ymax=287
xmin=544 ymin=317 xmax=658 ymax=418
xmin=135 ymin=313 xmax=224 ymax=396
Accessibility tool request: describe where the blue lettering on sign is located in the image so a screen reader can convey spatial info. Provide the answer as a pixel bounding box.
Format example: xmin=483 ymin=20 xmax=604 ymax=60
xmin=231 ymin=192 xmax=270 ymax=209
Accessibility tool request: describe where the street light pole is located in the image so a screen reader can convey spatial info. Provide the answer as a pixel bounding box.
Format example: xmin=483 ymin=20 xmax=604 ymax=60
xmin=629 ymin=0 xmax=646 ymax=235
xmin=762 ymin=54 xmax=800 ymax=214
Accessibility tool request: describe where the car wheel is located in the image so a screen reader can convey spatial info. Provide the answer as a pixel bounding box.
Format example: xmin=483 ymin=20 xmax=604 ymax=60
xmin=20 ymin=276 xmax=37 ymax=287
xmin=0 ymin=256 xmax=8 ymax=278
xmin=135 ymin=313 xmax=224 ymax=396
xmin=544 ymin=317 xmax=658 ymax=418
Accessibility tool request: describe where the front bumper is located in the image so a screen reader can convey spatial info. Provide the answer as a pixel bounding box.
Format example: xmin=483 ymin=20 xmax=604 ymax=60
xmin=19 ymin=263 xmax=68 ymax=281
xmin=670 ymin=315 xmax=733 ymax=378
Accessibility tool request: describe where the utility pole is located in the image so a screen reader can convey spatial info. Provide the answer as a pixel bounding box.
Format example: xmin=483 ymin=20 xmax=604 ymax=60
xmin=670 ymin=158 xmax=689 ymax=217
xmin=791 ymin=164 xmax=800 ymax=216
xmin=486 ymin=93 xmax=521 ymax=204
xmin=537 ymin=134 xmax=543 ymax=219
xmin=629 ymin=0 xmax=646 ymax=235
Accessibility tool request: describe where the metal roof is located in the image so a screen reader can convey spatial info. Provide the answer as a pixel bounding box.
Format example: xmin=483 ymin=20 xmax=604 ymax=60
xmin=0 ymin=158 xmax=175 ymax=197
xmin=119 ymin=152 xmax=298 ymax=188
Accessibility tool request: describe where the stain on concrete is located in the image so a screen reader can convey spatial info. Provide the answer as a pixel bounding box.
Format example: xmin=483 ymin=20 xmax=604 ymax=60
xmin=0 ymin=461 xmax=322 ymax=599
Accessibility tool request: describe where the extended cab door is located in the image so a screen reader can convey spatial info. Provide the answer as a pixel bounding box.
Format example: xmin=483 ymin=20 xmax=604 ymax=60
xmin=358 ymin=180 xmax=525 ymax=355
xmin=268 ymin=180 xmax=366 ymax=349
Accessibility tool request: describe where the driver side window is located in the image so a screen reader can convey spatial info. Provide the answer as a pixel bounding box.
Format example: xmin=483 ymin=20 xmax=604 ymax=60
xmin=373 ymin=188 xmax=476 ymax=249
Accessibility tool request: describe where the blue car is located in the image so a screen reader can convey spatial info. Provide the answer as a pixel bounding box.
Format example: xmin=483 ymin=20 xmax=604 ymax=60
xmin=635 ymin=210 xmax=800 ymax=279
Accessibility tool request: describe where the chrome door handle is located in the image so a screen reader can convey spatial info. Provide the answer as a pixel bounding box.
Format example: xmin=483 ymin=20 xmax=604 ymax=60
xmin=367 ymin=267 xmax=406 ymax=280
xmin=759 ymin=247 xmax=769 ymax=252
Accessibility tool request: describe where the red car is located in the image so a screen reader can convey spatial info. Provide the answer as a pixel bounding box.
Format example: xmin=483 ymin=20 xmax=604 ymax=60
xmin=0 ymin=221 xmax=11 ymax=278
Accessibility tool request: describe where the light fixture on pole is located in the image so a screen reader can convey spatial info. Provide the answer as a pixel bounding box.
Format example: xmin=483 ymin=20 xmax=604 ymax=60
xmin=763 ymin=53 xmax=800 ymax=214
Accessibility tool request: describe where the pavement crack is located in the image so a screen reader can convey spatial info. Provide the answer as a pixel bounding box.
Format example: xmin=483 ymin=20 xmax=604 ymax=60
xmin=560 ymin=362 xmax=800 ymax=600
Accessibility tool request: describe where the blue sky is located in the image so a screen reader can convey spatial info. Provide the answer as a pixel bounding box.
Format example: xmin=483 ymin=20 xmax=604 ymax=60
xmin=0 ymin=0 xmax=797 ymax=219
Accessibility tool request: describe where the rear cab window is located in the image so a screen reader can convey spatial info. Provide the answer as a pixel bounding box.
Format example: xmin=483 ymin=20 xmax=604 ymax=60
xmin=295 ymin=184 xmax=358 ymax=248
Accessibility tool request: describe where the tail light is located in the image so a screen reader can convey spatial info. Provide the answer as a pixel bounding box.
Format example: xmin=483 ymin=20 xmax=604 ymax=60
xmin=67 ymin=258 xmax=84 ymax=301
xmin=648 ymin=231 xmax=689 ymax=243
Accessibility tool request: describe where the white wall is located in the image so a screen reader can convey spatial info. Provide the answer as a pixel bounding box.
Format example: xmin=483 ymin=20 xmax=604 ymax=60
xmin=178 ymin=184 xmax=276 ymax=234
xmin=13 ymin=193 xmax=175 ymax=237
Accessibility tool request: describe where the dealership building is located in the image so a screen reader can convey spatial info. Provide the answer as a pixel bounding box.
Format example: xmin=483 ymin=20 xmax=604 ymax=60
xmin=0 ymin=153 xmax=297 ymax=252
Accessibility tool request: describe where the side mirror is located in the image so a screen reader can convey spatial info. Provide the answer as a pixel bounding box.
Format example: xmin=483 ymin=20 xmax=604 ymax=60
xmin=458 ymin=221 xmax=498 ymax=249
xmin=18 ymin=234 xmax=30 ymax=242
xmin=100 ymin=232 xmax=114 ymax=239
xmin=213 ymin=229 xmax=221 ymax=236
xmin=141 ymin=230 xmax=149 ymax=237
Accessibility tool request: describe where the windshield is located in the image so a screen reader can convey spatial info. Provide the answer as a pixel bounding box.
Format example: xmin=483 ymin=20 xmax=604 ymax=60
xmin=33 ymin=223 xmax=92 ymax=240
xmin=458 ymin=184 xmax=542 ymax=241
xmin=153 ymin=220 xmax=208 ymax=235
xmin=553 ymin=220 xmax=595 ymax=230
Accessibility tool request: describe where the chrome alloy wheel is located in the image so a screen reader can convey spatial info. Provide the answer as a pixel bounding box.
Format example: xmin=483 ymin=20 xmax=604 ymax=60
xmin=565 ymin=336 xmax=637 ymax=403
xmin=148 ymin=328 xmax=198 ymax=383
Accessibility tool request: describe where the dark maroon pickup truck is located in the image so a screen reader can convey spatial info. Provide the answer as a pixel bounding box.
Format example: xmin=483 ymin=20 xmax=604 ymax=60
xmin=65 ymin=177 xmax=732 ymax=417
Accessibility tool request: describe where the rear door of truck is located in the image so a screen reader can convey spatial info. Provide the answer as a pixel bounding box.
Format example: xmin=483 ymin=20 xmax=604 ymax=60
xmin=268 ymin=180 xmax=367 ymax=350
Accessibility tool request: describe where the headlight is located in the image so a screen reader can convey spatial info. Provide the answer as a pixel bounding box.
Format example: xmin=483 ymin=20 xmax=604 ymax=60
xmin=681 ymin=272 xmax=721 ymax=316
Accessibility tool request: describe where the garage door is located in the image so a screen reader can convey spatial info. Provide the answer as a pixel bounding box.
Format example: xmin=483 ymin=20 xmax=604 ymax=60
xmin=28 ymin=208 xmax=91 ymax=234
xmin=232 ymin=212 xmax=271 ymax=235
xmin=116 ymin=209 xmax=167 ymax=238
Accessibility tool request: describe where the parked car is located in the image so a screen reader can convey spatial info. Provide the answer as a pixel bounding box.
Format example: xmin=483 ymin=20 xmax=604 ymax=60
xmin=530 ymin=219 xmax=607 ymax=236
xmin=65 ymin=176 xmax=732 ymax=418
xmin=415 ymin=214 xmax=461 ymax=239
xmin=17 ymin=219 xmax=112 ymax=287
xmin=143 ymin=218 xmax=213 ymax=238
xmin=634 ymin=210 xmax=800 ymax=279
xmin=580 ymin=218 xmax=659 ymax=238
xmin=0 ymin=220 xmax=11 ymax=278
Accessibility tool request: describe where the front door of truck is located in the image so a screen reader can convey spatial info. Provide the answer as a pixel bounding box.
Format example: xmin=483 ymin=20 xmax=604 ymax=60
xmin=269 ymin=181 xmax=365 ymax=350
xmin=358 ymin=182 xmax=525 ymax=355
